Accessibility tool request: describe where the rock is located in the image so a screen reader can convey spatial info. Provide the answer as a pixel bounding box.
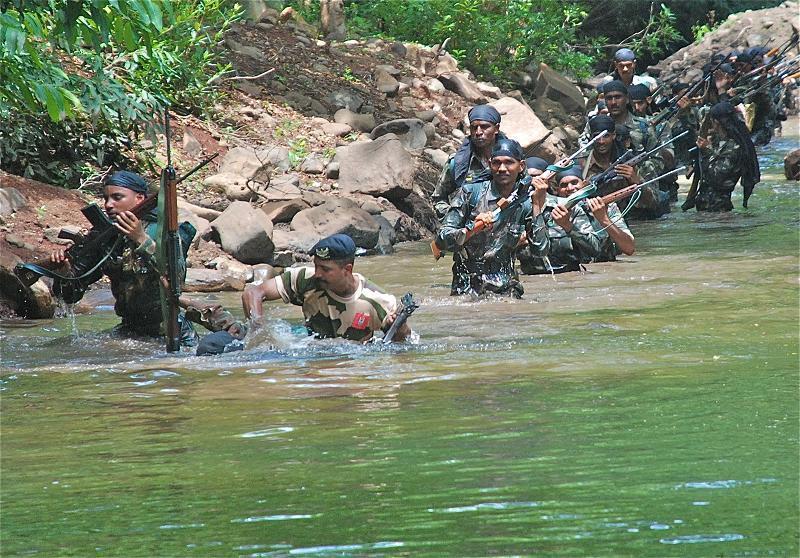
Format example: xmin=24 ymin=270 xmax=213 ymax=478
xmin=265 ymin=173 xmax=302 ymax=201
xmin=0 ymin=251 xmax=54 ymax=318
xmin=427 ymin=78 xmax=446 ymax=94
xmin=370 ymin=118 xmax=429 ymax=150
xmin=392 ymin=191 xmax=438 ymax=234
xmin=334 ymin=133 xmax=415 ymax=202
xmin=451 ymin=128 xmax=466 ymax=141
xmin=322 ymin=122 xmax=352 ymax=137
xmin=300 ymin=154 xmax=326 ymax=174
xmin=527 ymin=62 xmax=585 ymax=114
xmin=178 ymin=207 xmax=210 ymax=242
xmin=376 ymin=64 xmax=401 ymax=75
xmin=271 ymin=250 xmax=295 ymax=268
xmin=0 ymin=187 xmax=26 ymax=216
xmin=324 ymin=161 xmax=340 ymax=179
xmin=261 ymin=198 xmax=310 ymax=223
xmin=326 ymin=89 xmax=364 ymax=112
xmin=415 ymin=110 xmax=436 ymax=122
xmin=178 ymin=198 xmax=221 ymax=221
xmin=291 ymin=199 xmax=380 ymax=249
xmin=207 ymin=201 xmax=274 ymax=264
xmin=219 ymin=145 xmax=290 ymax=177
xmin=373 ymin=214 xmax=396 ymax=255
xmin=44 ymin=225 xmax=80 ymax=245
xmin=184 ymin=268 xmax=246 ymax=292
xmin=424 ymin=148 xmax=449 ymax=169
xmin=374 ymin=68 xmax=400 ymax=96
xmin=432 ymin=52 xmax=460 ymax=75
xmin=252 ymin=263 xmax=278 ymax=282
xmin=437 ymin=72 xmax=488 ymax=104
xmin=380 ymin=208 xmax=426 ymax=242
xmin=5 ymin=234 xmax=36 ymax=251
xmin=224 ymin=37 xmax=262 ymax=60
xmin=333 ymin=108 xmax=376 ymax=133
xmin=489 ymin=96 xmax=561 ymax=157
xmin=182 ymin=130 xmax=204 ymax=158
xmin=286 ymin=91 xmax=312 ymax=110
xmin=390 ymin=41 xmax=407 ymax=57
xmin=476 ymin=81 xmax=503 ymax=99
xmin=785 ymin=148 xmax=800 ymax=180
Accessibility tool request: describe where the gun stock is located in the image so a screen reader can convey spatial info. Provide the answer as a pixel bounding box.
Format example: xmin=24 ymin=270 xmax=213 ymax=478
xmin=382 ymin=292 xmax=418 ymax=344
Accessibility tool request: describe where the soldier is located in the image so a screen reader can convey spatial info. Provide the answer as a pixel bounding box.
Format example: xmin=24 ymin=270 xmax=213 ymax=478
xmin=692 ymin=101 xmax=760 ymax=212
xmin=602 ymin=48 xmax=658 ymax=93
xmin=435 ymin=138 xmax=530 ymax=297
xmin=525 ymin=156 xmax=550 ymax=178
xmin=628 ymin=83 xmax=653 ymax=117
xmin=669 ymin=82 xmax=700 ymax=167
xmin=579 ymin=115 xmax=640 ymax=196
xmin=241 ymin=234 xmax=410 ymax=342
xmin=518 ymin=168 xmax=609 ymax=275
xmin=47 ymin=171 xmax=244 ymax=346
xmin=431 ymin=104 xmax=504 ymax=219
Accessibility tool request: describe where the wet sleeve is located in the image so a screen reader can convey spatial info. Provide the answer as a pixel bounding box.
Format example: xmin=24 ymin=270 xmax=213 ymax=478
xmin=274 ymin=267 xmax=313 ymax=306
xmin=567 ymin=208 xmax=603 ymax=258
xmin=436 ymin=185 xmax=472 ymax=250
xmin=525 ymin=213 xmax=552 ymax=257
xmin=432 ymin=158 xmax=457 ymax=218
xmin=703 ymin=141 xmax=741 ymax=184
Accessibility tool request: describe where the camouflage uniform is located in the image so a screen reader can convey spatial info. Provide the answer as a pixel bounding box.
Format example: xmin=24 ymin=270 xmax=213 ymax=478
xmin=517 ymin=194 xmax=603 ymax=275
xmin=274 ymin=266 xmax=397 ymax=342
xmin=670 ymin=105 xmax=701 ymax=167
xmin=695 ymin=138 xmax=741 ymax=212
xmin=432 ymin=149 xmax=492 ymax=219
xmin=748 ymin=88 xmax=777 ymax=146
xmin=436 ymin=179 xmax=530 ymax=297
xmin=587 ymin=202 xmax=633 ymax=262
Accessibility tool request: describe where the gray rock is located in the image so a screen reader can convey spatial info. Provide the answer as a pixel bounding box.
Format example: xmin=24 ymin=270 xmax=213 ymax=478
xmin=432 ymin=52 xmax=460 ymax=75
xmin=177 ymin=199 xmax=220 ymax=222
xmin=291 ymin=199 xmax=380 ymax=250
xmin=0 ymin=187 xmax=26 ymax=216
xmin=326 ymin=89 xmax=364 ymax=112
xmin=286 ymin=91 xmax=312 ymax=110
xmin=265 ymin=173 xmax=302 ymax=201
xmin=437 ymin=72 xmax=488 ymax=104
xmin=333 ymin=108 xmax=375 ymax=133
xmin=415 ymin=110 xmax=436 ymax=122
xmin=373 ymin=214 xmax=396 ymax=255
xmin=380 ymin=208 xmax=426 ymax=242
xmin=334 ymin=133 xmax=415 ymax=202
xmin=427 ymin=78 xmax=446 ymax=94
xmin=182 ymin=130 xmax=203 ymax=158
xmin=390 ymin=41 xmax=407 ymax=57
xmin=271 ymin=250 xmax=295 ymax=268
xmin=324 ymin=161 xmax=340 ymax=179
xmin=375 ymin=64 xmax=401 ymax=75
xmin=218 ymin=145 xmax=290 ymax=177
xmin=451 ymin=128 xmax=466 ymax=141
xmin=207 ymin=201 xmax=274 ymax=264
xmin=184 ymin=268 xmax=247 ymax=292
xmin=370 ymin=118 xmax=429 ymax=150
xmin=312 ymin=62 xmax=331 ymax=73
xmin=374 ymin=68 xmax=399 ymax=95
xmin=476 ymin=81 xmax=503 ymax=99
xmin=489 ymin=96 xmax=562 ymax=160
xmin=322 ymin=121 xmax=352 ymax=137
xmin=424 ymin=148 xmax=449 ymax=169
xmin=224 ymin=37 xmax=261 ymax=60
xmin=300 ymin=154 xmax=326 ymax=174
xmin=261 ymin=198 xmax=310 ymax=224
xmin=526 ymin=62 xmax=585 ymax=114
xmin=309 ymin=99 xmax=328 ymax=115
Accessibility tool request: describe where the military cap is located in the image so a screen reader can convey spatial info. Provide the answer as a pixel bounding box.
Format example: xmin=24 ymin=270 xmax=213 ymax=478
xmin=602 ymin=80 xmax=628 ymax=96
xmin=525 ymin=157 xmax=549 ymax=171
xmin=310 ymin=234 xmax=356 ymax=260
xmin=628 ymin=84 xmax=651 ymax=101
xmin=588 ymin=114 xmax=616 ymax=134
xmin=107 ymin=171 xmax=148 ymax=194
xmin=468 ymin=104 xmax=501 ymax=124
xmin=196 ymin=330 xmax=245 ymax=356
xmin=491 ymin=138 xmax=524 ymax=160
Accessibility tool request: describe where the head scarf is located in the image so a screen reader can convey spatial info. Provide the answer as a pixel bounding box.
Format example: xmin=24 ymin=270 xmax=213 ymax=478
xmin=525 ymin=157 xmax=549 ymax=172
xmin=468 ymin=104 xmax=501 ymax=124
xmin=107 ymin=171 xmax=148 ymax=194
xmin=588 ymin=115 xmax=615 ymax=135
xmin=491 ymin=138 xmax=524 ymax=161
xmin=614 ymin=48 xmax=636 ymax=62
xmin=628 ymin=84 xmax=651 ymax=101
xmin=602 ymin=80 xmax=628 ymax=96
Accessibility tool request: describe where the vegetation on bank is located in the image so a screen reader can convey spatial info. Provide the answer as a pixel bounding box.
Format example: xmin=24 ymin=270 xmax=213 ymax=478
xmin=0 ymin=0 xmax=783 ymax=188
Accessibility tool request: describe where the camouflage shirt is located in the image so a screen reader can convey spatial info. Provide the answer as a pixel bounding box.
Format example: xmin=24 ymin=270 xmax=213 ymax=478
xmin=432 ymin=150 xmax=492 ymax=219
xmin=696 ymin=138 xmax=741 ymax=211
xmin=275 ymin=266 xmax=397 ymax=342
xmin=436 ymin=178 xmax=530 ymax=296
xmin=518 ymin=194 xmax=603 ymax=274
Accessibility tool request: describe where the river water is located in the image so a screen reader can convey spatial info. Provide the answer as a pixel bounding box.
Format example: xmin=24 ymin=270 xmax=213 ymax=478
xmin=1 ymin=129 xmax=798 ymax=557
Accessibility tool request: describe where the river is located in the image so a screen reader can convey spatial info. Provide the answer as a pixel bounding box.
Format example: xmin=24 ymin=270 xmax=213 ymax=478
xmin=1 ymin=128 xmax=798 ymax=557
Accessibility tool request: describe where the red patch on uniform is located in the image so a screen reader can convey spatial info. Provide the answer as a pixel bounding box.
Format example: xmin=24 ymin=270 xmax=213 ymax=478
xmin=351 ymin=312 xmax=370 ymax=330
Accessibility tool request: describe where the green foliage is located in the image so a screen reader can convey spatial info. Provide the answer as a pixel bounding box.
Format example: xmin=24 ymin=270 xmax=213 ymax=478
xmin=691 ymin=10 xmax=719 ymax=43
xmin=288 ymin=138 xmax=309 ymax=169
xmin=0 ymin=0 xmax=243 ymax=186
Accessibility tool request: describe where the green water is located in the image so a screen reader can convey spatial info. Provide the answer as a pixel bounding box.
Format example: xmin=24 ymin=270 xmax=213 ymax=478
xmin=1 ymin=134 xmax=799 ymax=557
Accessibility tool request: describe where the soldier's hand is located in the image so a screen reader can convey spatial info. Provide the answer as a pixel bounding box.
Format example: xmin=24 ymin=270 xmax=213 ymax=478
xmin=676 ymin=96 xmax=691 ymax=110
xmin=551 ymin=204 xmax=572 ymax=231
xmin=615 ymin=164 xmax=640 ymax=184
xmin=587 ymin=197 xmax=610 ymax=223
xmin=475 ymin=211 xmax=494 ymax=231
xmin=114 ymin=211 xmax=147 ymax=245
xmin=50 ymin=247 xmax=70 ymax=265
xmin=530 ymin=176 xmax=549 ymax=206
xmin=696 ymin=137 xmax=710 ymax=150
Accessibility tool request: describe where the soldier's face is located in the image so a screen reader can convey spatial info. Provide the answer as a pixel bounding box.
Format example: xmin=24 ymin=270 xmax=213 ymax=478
xmin=104 ymin=186 xmax=145 ymax=217
xmin=555 ymin=176 xmax=583 ymax=197
xmin=594 ymin=132 xmax=616 ymax=154
xmin=470 ymin=120 xmax=500 ymax=148
xmin=490 ymin=156 xmax=523 ymax=188
xmin=631 ymin=99 xmax=649 ymax=115
xmin=615 ymin=60 xmax=636 ymax=77
xmin=313 ymin=257 xmax=352 ymax=292
xmin=604 ymin=92 xmax=628 ymax=117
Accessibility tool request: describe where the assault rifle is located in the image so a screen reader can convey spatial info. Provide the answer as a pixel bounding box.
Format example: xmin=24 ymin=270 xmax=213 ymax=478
xmin=431 ymin=131 xmax=609 ymax=260
xmin=382 ymin=292 xmax=418 ymax=344
xmin=650 ymin=54 xmax=731 ymax=127
xmin=15 ymin=151 xmax=218 ymax=310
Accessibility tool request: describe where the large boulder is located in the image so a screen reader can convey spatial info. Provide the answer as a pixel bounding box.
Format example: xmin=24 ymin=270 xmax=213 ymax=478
xmin=334 ymin=134 xmax=415 ymax=201
xmin=261 ymin=198 xmax=310 ymax=223
xmin=290 ymin=199 xmax=380 ymax=250
xmin=326 ymin=88 xmax=364 ymax=112
xmin=0 ymin=187 xmax=26 ymax=217
xmin=370 ymin=118 xmax=430 ymax=150
xmin=218 ymin=145 xmax=290 ymax=177
xmin=0 ymin=251 xmax=55 ymax=318
xmin=526 ymin=62 xmax=585 ymax=115
xmin=785 ymin=148 xmax=800 ymax=181
xmin=333 ymin=109 xmax=376 ymax=133
xmin=207 ymin=201 xmax=274 ymax=264
xmin=437 ymin=72 xmax=488 ymax=104
xmin=489 ymin=96 xmax=563 ymax=160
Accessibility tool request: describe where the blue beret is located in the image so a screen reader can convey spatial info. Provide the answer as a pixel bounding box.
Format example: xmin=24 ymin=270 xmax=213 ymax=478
xmin=196 ymin=330 xmax=245 ymax=356
xmin=603 ymin=80 xmax=628 ymax=96
xmin=107 ymin=171 xmax=148 ymax=194
xmin=556 ymin=166 xmax=583 ymax=181
xmin=615 ymin=124 xmax=631 ymax=140
xmin=614 ymin=48 xmax=636 ymax=62
xmin=468 ymin=104 xmax=501 ymax=124
xmin=311 ymin=234 xmax=356 ymax=260
xmin=588 ymin=115 xmax=615 ymax=134
xmin=525 ymin=157 xmax=549 ymax=171
xmin=628 ymin=84 xmax=651 ymax=101
xmin=491 ymin=138 xmax=524 ymax=160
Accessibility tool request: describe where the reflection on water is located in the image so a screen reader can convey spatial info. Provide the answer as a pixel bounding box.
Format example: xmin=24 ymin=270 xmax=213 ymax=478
xmin=1 ymin=134 xmax=798 ymax=556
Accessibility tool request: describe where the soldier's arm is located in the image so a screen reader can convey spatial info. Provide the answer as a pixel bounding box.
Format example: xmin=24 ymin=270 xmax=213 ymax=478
xmin=435 ymin=185 xmax=473 ymax=250
xmin=587 ymin=198 xmax=635 ymax=256
xmin=566 ymin=207 xmax=603 ymax=259
xmin=242 ymin=277 xmax=283 ymax=326
xmin=432 ymin=158 xmax=457 ymax=218
xmin=702 ymin=141 xmax=741 ymax=184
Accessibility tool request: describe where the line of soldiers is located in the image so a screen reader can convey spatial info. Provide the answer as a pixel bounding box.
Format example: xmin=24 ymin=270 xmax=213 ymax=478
xmin=431 ymin=43 xmax=796 ymax=298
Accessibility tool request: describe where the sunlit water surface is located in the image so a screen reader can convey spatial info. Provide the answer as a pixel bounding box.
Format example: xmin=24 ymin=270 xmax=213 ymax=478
xmin=1 ymin=127 xmax=798 ymax=557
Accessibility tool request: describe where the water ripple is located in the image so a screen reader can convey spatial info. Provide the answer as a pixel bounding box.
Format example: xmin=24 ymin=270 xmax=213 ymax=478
xmin=428 ymin=501 xmax=540 ymax=513
xmin=660 ymin=534 xmax=745 ymax=544
xmin=238 ymin=427 xmax=294 ymax=438
xmin=231 ymin=514 xmax=318 ymax=523
xmin=245 ymin=541 xmax=404 ymax=556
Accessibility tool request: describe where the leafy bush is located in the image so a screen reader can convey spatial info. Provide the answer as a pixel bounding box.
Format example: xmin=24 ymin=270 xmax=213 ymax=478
xmin=0 ymin=0 xmax=242 ymax=186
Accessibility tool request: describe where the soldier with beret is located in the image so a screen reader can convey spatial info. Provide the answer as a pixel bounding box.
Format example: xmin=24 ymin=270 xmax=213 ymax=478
xmin=435 ymin=138 xmax=531 ymax=297
xmin=241 ymin=234 xmax=410 ymax=343
xmin=431 ymin=104 xmax=505 ymax=219
xmin=601 ymin=48 xmax=658 ymax=93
